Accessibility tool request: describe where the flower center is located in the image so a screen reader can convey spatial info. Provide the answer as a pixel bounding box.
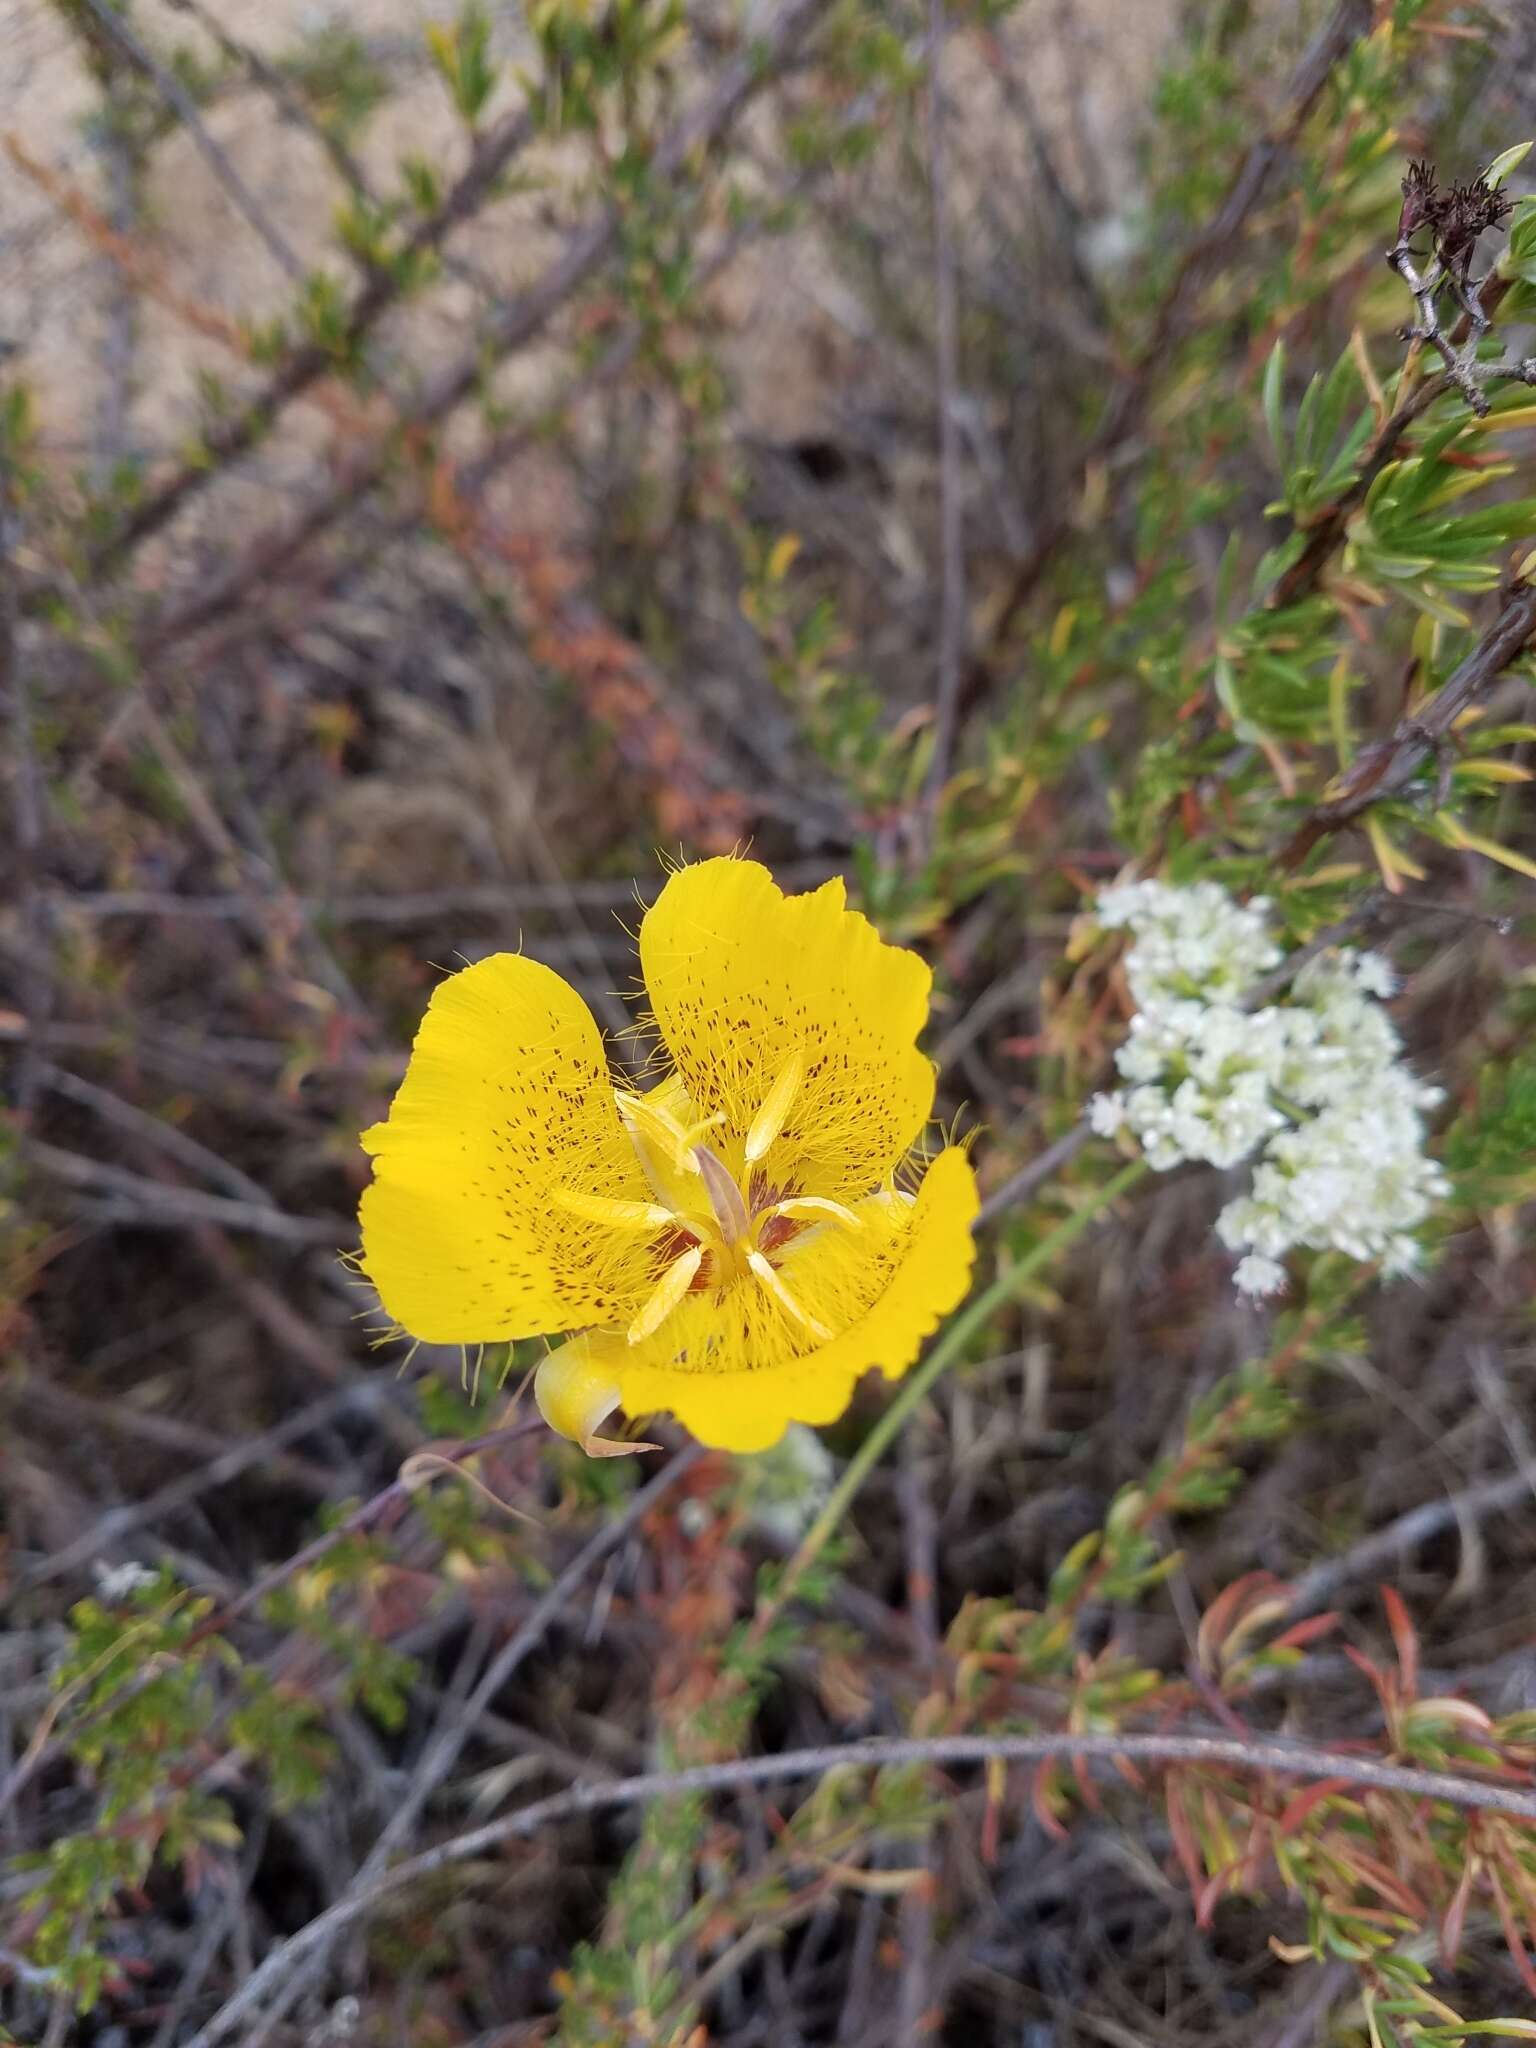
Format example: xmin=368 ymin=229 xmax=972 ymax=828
xmin=554 ymin=1066 xmax=862 ymax=1350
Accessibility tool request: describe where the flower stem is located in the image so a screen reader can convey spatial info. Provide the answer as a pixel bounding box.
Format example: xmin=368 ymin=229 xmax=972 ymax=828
xmin=756 ymin=1156 xmax=1151 ymax=1637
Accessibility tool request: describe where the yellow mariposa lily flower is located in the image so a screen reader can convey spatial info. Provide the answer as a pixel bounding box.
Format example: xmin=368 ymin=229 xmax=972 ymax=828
xmin=358 ymin=857 xmax=979 ymax=1453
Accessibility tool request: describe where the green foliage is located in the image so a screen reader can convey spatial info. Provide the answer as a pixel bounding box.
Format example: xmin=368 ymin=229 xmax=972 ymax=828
xmin=9 ymin=1573 xmax=315 ymax=2008
xmin=5 ymin=1542 xmax=404 ymax=2013
xmin=525 ymin=0 xmax=685 ymax=137
xmin=426 ymin=2 xmax=500 ymax=126
xmin=295 ymin=269 xmax=356 ymax=359
xmin=1262 ymin=341 xmax=1374 ymax=524
xmin=282 ymin=23 xmax=389 ymax=142
xmin=550 ymin=1786 xmax=711 ymax=2046
xmin=1443 ymin=1040 xmax=1536 ymax=1198
xmin=260 ymin=1536 xmax=417 ymax=1730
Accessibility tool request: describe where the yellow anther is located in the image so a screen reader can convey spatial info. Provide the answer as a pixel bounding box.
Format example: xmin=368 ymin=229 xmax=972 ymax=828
xmin=744 ymin=1048 xmax=805 ymax=1165
xmin=555 ymin=1189 xmax=676 ymax=1231
xmin=615 ymin=1090 xmax=691 ymax=1162
xmin=614 ymin=1092 xmax=725 ymax=1175
xmin=765 ymin=1195 xmax=862 ymax=1231
xmin=746 ymin=1250 xmax=831 ymax=1341
xmin=628 ymin=1244 xmax=703 ymax=1344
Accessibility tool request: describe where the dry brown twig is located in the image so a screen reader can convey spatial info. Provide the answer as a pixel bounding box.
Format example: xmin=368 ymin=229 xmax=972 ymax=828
xmin=0 ymin=1413 xmax=547 ymax=1819
xmin=919 ymin=0 xmax=966 ymax=859
xmin=72 ymin=0 xmax=307 ymax=283
xmin=79 ymin=86 xmax=536 ymax=577
xmin=179 ymin=1725 xmax=1536 ymax=2048
xmin=181 ymin=1440 xmax=709 ymax=2048
xmin=976 ymin=0 xmax=1374 ymax=674
xmin=1268 ymin=245 xmax=1525 ymax=611
xmin=135 ymin=0 xmax=835 ymax=653
xmin=1 ymin=133 xmax=371 ymax=434
xmin=1280 ymin=574 xmax=1536 ymax=866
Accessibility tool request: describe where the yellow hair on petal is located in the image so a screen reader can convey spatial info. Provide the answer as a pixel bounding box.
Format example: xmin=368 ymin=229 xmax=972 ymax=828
xmin=359 ymin=953 xmax=658 ymax=1343
xmin=639 ymin=858 xmax=936 ymax=1201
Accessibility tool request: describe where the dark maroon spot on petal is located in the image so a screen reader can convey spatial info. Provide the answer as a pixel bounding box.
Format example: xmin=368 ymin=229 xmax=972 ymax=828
xmin=653 ymin=1226 xmax=701 ymax=1267
xmin=687 ymin=1253 xmax=714 ymax=1293
xmin=756 ymin=1215 xmax=802 ymax=1256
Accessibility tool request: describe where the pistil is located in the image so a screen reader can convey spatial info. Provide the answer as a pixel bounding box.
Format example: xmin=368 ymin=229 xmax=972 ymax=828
xmin=695 ymin=1143 xmax=751 ymax=1248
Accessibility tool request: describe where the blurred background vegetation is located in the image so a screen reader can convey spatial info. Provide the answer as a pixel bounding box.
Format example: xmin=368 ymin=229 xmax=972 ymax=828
xmin=5 ymin=0 xmax=1536 ymax=2040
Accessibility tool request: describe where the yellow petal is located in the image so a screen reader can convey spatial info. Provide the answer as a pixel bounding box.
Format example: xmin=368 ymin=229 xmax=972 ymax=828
xmin=359 ymin=954 xmax=654 ymax=1342
xmin=639 ymin=859 xmax=936 ymax=1201
xmin=614 ymin=1146 xmax=979 ymax=1451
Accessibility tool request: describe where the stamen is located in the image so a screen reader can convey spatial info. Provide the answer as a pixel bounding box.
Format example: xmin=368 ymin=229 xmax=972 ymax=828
xmin=614 ymin=1091 xmax=725 ymax=1174
xmin=764 ymin=1195 xmax=862 ymax=1231
xmin=614 ymin=1089 xmax=692 ymax=1171
xmin=747 ymin=1250 xmax=831 ymax=1341
xmin=555 ymin=1189 xmax=676 ymax=1230
xmin=628 ymin=1244 xmax=704 ymax=1344
xmin=744 ymin=1048 xmax=805 ymax=1165
xmin=696 ymin=1144 xmax=751 ymax=1246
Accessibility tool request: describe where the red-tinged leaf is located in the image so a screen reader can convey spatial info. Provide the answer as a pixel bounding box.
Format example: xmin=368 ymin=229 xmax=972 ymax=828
xmin=1441 ymin=1850 xmax=1480 ymax=1965
xmin=1197 ymin=1572 xmax=1282 ymax=1673
xmin=1271 ymin=1613 xmax=1341 ymax=1653
xmin=1198 ymin=1676 xmax=1258 ymax=1738
xmin=998 ymin=1034 xmax=1045 ymax=1060
xmin=1165 ymin=1775 xmax=1206 ymax=1896
xmin=1344 ymin=1846 xmax=1427 ymax=1918
xmin=1343 ymin=1643 xmax=1397 ymax=1719
xmin=1031 ymin=1763 xmax=1069 ymax=1843
xmin=1381 ymin=1586 xmax=1420 ymax=1703
xmin=1194 ymin=1862 xmax=1235 ymax=1929
xmin=980 ymin=1799 xmax=1000 ymax=1867
xmin=1493 ymin=1868 xmax=1536 ymax=1999
xmin=1276 ymin=1778 xmax=1354 ymax=1838
xmin=1331 ymin=1902 xmax=1412 ymax=1931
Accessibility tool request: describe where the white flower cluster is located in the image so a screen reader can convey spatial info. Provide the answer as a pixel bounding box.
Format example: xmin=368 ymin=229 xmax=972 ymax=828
xmin=92 ymin=1558 xmax=160 ymax=1603
xmin=1088 ymin=880 xmax=1448 ymax=1296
